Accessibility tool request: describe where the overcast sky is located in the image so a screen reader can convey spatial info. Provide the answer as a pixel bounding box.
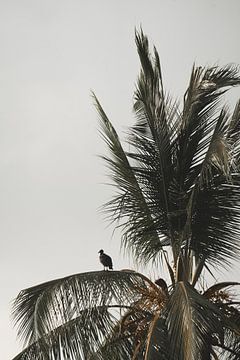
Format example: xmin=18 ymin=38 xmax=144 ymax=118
xmin=1 ymin=1 xmax=240 ymax=358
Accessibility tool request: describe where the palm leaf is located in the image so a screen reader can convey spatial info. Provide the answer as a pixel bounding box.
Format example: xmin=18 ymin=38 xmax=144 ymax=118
xmin=214 ymin=301 xmax=240 ymax=359
xmin=12 ymin=305 xmax=120 ymax=360
xmin=228 ymin=100 xmax=240 ymax=138
xmin=203 ymin=282 xmax=240 ymax=299
xmin=190 ymin=174 xmax=240 ymax=269
xmin=134 ymin=30 xmax=179 ymax=261
xmin=166 ymin=282 xmax=240 ymax=360
xmin=93 ymin=92 xmax=173 ymax=268
xmin=174 ymin=67 xmax=240 ymax=262
xmin=12 ymin=270 xmax=148 ymax=347
xmin=144 ymin=312 xmax=170 ymax=360
xmin=89 ymin=312 xmax=144 ymax=360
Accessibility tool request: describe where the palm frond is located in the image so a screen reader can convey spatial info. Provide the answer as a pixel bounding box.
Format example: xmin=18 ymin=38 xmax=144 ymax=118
xmin=12 ymin=305 xmax=120 ymax=360
xmin=179 ymin=107 xmax=240 ymax=274
xmin=89 ymin=311 xmax=143 ymax=360
xmin=228 ymin=100 xmax=240 ymax=141
xmin=90 ymin=335 xmax=135 ymax=360
xmin=190 ymin=175 xmax=240 ymax=268
xmin=203 ymin=282 xmax=240 ymax=299
xmin=198 ymin=107 xmax=231 ymax=185
xmin=213 ymin=299 xmax=240 ymax=359
xmin=93 ymin=92 xmax=172 ymax=267
xmin=12 ymin=270 xmax=148 ymax=347
xmin=174 ymin=64 xmax=240 ymax=203
xmin=166 ymin=281 xmax=240 ymax=360
xmin=134 ymin=31 xmax=177 ymax=257
xmin=91 ymin=274 xmax=168 ymax=359
xmin=228 ymin=99 xmax=240 ymax=171
xmin=227 ymin=313 xmax=240 ymax=360
xmin=144 ymin=312 xmax=170 ymax=360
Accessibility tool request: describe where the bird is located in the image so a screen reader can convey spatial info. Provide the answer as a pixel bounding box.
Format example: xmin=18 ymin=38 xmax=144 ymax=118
xmin=155 ymin=278 xmax=168 ymax=295
xmin=98 ymin=249 xmax=113 ymax=270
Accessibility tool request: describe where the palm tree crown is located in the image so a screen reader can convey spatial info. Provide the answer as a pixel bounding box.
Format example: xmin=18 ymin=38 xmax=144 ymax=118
xmin=12 ymin=30 xmax=240 ymax=359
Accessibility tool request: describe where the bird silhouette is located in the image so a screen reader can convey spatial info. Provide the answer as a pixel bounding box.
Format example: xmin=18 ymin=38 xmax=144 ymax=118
xmin=98 ymin=249 xmax=113 ymax=270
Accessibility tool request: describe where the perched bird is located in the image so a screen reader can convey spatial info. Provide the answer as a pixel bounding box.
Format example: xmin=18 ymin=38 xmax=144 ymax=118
xmin=155 ymin=278 xmax=168 ymax=295
xmin=98 ymin=249 xmax=113 ymax=270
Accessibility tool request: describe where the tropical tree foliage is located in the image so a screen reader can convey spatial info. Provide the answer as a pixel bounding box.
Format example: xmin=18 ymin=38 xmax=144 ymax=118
xmin=12 ymin=30 xmax=240 ymax=359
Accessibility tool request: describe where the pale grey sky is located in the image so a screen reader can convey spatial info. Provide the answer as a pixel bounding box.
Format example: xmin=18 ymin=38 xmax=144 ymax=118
xmin=1 ymin=0 xmax=240 ymax=358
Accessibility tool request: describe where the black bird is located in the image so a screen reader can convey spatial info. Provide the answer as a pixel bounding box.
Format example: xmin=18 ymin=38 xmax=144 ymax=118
xmin=98 ymin=249 xmax=113 ymax=270
xmin=155 ymin=278 xmax=168 ymax=295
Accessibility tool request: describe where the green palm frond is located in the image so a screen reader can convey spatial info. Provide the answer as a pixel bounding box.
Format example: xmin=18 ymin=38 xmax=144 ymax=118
xmin=89 ymin=311 xmax=144 ymax=360
xmin=178 ymin=64 xmax=235 ymax=191
xmin=190 ymin=174 xmax=240 ymax=269
xmin=182 ymin=106 xmax=240 ymax=274
xmin=12 ymin=305 xmax=120 ymax=360
xmin=93 ymin=93 xmax=172 ymax=266
xmin=134 ymin=31 xmax=178 ymax=260
xmin=198 ymin=107 xmax=230 ymax=184
xmin=179 ymin=71 xmax=240 ymax=192
xmin=12 ymin=270 xmax=148 ymax=347
xmin=173 ymin=66 xmax=240 ymax=263
xmin=166 ymin=282 xmax=240 ymax=360
xmin=134 ymin=29 xmax=170 ymax=142
xmin=90 ymin=335 xmax=135 ymax=360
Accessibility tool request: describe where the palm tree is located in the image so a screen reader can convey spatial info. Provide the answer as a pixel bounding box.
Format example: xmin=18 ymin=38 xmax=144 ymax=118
xmin=12 ymin=30 xmax=240 ymax=359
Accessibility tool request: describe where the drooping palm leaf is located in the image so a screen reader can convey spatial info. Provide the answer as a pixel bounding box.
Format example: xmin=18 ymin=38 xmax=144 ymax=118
xmin=166 ymin=282 xmax=240 ymax=360
xmin=12 ymin=305 xmax=120 ymax=360
xmin=12 ymin=270 xmax=149 ymax=347
xmin=89 ymin=309 xmax=148 ymax=360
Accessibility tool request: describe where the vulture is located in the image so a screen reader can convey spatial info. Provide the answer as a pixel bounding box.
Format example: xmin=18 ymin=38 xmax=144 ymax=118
xmin=155 ymin=278 xmax=169 ymax=295
xmin=98 ymin=249 xmax=113 ymax=270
